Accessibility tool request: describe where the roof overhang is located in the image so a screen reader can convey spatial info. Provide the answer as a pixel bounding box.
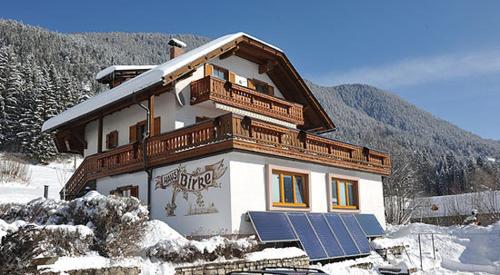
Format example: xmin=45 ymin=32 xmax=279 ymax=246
xmin=42 ymin=32 xmax=335 ymax=133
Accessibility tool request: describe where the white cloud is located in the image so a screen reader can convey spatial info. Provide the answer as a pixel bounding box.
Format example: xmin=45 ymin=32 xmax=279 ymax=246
xmin=314 ymin=49 xmax=500 ymax=88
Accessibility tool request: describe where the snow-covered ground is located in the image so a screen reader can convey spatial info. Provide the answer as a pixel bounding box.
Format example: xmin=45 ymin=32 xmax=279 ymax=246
xmin=0 ymin=155 xmax=79 ymax=203
xmin=1 ymin=156 xmax=499 ymax=274
xmin=315 ymin=222 xmax=500 ymax=275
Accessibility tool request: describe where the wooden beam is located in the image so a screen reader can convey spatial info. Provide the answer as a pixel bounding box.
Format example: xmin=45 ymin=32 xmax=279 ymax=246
xmin=97 ymin=115 xmax=103 ymax=153
xmin=219 ymin=46 xmax=239 ymax=60
xmin=259 ymin=60 xmax=278 ymax=74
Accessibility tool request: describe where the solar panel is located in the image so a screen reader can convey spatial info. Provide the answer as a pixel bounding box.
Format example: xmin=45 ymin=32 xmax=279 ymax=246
xmin=355 ymin=214 xmax=385 ymax=237
xmin=306 ymin=213 xmax=345 ymax=258
xmin=247 ymin=211 xmax=297 ymax=243
xmin=340 ymin=214 xmax=371 ymax=254
xmin=324 ymin=213 xmax=361 ymax=256
xmin=287 ymin=212 xmax=328 ymax=261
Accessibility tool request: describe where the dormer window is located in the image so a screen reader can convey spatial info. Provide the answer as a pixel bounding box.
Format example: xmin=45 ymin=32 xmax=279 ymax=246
xmin=255 ymin=81 xmax=268 ymax=94
xmin=211 ymin=65 xmax=228 ymax=81
xmin=250 ymin=79 xmax=274 ymax=96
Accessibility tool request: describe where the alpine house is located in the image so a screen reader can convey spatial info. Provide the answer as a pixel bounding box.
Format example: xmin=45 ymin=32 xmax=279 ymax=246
xmin=42 ymin=33 xmax=391 ymax=243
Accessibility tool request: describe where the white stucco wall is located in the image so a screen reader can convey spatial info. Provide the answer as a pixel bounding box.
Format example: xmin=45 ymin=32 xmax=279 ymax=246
xmin=211 ymin=55 xmax=284 ymax=99
xmin=82 ymin=55 xmax=288 ymax=157
xmin=84 ymin=120 xmax=98 ymax=156
xmin=227 ymin=152 xmax=386 ymax=234
xmin=150 ymin=155 xmax=232 ymax=237
xmin=94 ymin=151 xmax=386 ymax=237
xmin=96 ymin=171 xmax=148 ymax=205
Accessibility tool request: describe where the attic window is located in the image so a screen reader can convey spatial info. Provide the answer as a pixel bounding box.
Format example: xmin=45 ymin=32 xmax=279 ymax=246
xmin=211 ymin=65 xmax=228 ymax=81
xmin=250 ymin=79 xmax=274 ymax=96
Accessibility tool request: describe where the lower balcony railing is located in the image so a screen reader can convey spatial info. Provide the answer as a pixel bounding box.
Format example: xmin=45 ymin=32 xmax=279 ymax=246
xmin=63 ymin=113 xmax=391 ymax=199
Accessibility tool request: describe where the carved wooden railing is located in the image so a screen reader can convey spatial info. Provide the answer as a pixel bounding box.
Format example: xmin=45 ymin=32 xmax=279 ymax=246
xmin=63 ymin=113 xmax=391 ymax=199
xmin=190 ymin=76 xmax=304 ymax=125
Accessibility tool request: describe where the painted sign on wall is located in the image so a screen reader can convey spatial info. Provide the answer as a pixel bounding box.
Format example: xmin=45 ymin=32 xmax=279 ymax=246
xmin=155 ymin=159 xmax=227 ymax=216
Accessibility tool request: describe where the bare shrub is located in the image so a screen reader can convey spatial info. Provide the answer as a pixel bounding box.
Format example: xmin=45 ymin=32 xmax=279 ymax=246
xmin=0 ymin=155 xmax=31 ymax=184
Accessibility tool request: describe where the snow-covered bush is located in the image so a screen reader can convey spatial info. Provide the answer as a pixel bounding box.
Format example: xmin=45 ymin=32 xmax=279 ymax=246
xmin=0 ymin=223 xmax=93 ymax=274
xmin=148 ymin=235 xmax=258 ymax=262
xmin=0 ymin=191 xmax=149 ymax=257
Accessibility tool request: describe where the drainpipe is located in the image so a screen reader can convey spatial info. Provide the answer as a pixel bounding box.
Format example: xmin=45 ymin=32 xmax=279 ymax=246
xmin=133 ymin=95 xmax=153 ymax=214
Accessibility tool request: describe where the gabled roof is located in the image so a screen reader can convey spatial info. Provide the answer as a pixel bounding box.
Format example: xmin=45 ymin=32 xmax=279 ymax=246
xmin=42 ymin=32 xmax=334 ymax=133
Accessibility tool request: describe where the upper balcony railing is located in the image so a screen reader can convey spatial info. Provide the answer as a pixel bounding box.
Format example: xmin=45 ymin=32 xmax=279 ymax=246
xmin=63 ymin=113 xmax=391 ymax=199
xmin=190 ymin=76 xmax=304 ymax=126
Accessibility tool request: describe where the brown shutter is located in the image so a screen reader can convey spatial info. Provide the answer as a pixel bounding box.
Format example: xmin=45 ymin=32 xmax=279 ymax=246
xmin=154 ymin=117 xmax=161 ymax=136
xmin=112 ymin=131 xmax=118 ymax=148
xmin=267 ymin=85 xmax=274 ymax=96
xmin=129 ymin=125 xmax=137 ymax=143
xmin=130 ymin=186 xmax=139 ymax=198
xmin=247 ymin=79 xmax=255 ymax=90
xmin=204 ymin=63 xmax=213 ymax=77
xmin=228 ymin=71 xmax=236 ymax=83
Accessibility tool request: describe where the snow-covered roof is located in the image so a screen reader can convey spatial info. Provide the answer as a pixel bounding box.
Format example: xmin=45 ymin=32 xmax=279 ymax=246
xmin=42 ymin=32 xmax=281 ymax=132
xmin=95 ymin=65 xmax=157 ymax=81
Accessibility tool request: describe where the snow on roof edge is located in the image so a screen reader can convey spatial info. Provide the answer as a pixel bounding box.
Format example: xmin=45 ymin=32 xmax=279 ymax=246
xmin=95 ymin=65 xmax=157 ymax=80
xmin=42 ymin=32 xmax=280 ymax=132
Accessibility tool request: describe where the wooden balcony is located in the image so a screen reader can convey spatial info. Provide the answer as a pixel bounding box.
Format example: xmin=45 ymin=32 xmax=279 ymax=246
xmin=63 ymin=113 xmax=391 ymax=199
xmin=190 ymin=76 xmax=304 ymax=125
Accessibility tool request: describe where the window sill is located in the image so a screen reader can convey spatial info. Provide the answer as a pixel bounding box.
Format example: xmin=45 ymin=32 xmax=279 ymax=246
xmin=273 ymin=202 xmax=308 ymax=208
xmin=329 ymin=206 xmax=360 ymax=213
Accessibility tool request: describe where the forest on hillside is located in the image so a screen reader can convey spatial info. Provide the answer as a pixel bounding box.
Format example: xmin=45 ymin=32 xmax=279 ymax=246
xmin=0 ymin=20 xmax=499 ymax=216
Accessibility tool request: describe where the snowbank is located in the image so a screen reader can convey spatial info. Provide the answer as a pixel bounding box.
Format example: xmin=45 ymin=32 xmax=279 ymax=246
xmin=0 ymin=155 xmax=80 ymax=203
xmin=245 ymin=247 xmax=306 ymax=261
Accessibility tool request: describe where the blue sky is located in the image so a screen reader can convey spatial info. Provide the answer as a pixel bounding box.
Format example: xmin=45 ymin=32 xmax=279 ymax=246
xmin=3 ymin=1 xmax=500 ymax=140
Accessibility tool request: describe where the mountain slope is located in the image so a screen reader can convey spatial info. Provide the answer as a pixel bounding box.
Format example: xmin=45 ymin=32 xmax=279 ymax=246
xmin=0 ymin=19 xmax=498 ymax=195
xmin=311 ymin=83 xmax=500 ymax=161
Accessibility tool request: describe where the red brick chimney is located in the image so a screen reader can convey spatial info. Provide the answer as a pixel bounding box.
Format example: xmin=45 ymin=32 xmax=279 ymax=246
xmin=168 ymin=38 xmax=187 ymax=59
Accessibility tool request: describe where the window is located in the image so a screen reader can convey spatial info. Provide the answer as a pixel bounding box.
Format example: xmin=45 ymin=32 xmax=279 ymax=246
xmin=271 ymin=170 xmax=309 ymax=208
xmin=196 ymin=116 xmax=211 ymax=123
xmin=255 ymin=81 xmax=268 ymax=94
xmin=211 ymin=65 xmax=228 ymax=81
xmin=129 ymin=117 xmax=161 ymax=143
xmin=250 ymin=79 xmax=274 ymax=96
xmin=105 ymin=130 xmax=118 ymax=149
xmin=330 ymin=178 xmax=358 ymax=209
xmin=111 ymin=185 xmax=139 ymax=199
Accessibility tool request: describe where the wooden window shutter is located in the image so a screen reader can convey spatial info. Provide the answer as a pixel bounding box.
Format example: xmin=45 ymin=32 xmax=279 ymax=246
xmin=131 ymin=186 xmax=139 ymax=198
xmin=228 ymin=71 xmax=236 ymax=83
xmin=247 ymin=79 xmax=255 ymax=90
xmin=204 ymin=63 xmax=213 ymax=77
xmin=154 ymin=117 xmax=161 ymax=136
xmin=267 ymin=85 xmax=274 ymax=96
xmin=129 ymin=125 xmax=137 ymax=143
xmin=112 ymin=131 xmax=118 ymax=148
xmin=106 ymin=130 xmax=118 ymax=149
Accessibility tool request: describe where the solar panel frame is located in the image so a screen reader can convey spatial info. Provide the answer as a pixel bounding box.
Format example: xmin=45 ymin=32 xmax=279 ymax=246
xmin=324 ymin=213 xmax=362 ymax=256
xmin=306 ymin=213 xmax=346 ymax=259
xmin=286 ymin=212 xmax=329 ymax=261
xmin=340 ymin=214 xmax=371 ymax=255
xmin=247 ymin=211 xmax=298 ymax=243
xmin=354 ymin=214 xmax=385 ymax=237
